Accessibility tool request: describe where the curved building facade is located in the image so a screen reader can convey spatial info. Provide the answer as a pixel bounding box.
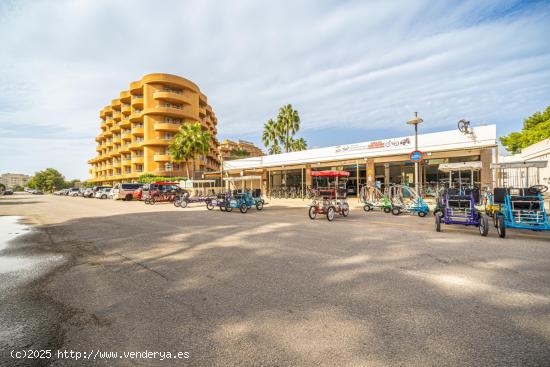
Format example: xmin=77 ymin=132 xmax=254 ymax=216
xmin=88 ymin=73 xmax=220 ymax=185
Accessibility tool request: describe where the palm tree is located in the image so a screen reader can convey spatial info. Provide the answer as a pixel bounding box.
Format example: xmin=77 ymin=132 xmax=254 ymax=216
xmin=262 ymin=118 xmax=281 ymax=155
xmin=277 ymin=104 xmax=300 ymax=152
xmin=168 ymin=122 xmax=211 ymax=180
xmin=229 ymin=148 xmax=250 ymax=159
xmin=290 ymin=137 xmax=308 ymax=152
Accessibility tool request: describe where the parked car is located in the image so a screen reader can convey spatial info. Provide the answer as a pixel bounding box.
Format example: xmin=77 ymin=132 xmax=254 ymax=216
xmin=33 ymin=190 xmax=44 ymax=195
xmin=95 ymin=188 xmax=112 ymax=199
xmin=85 ymin=186 xmax=110 ymax=198
xmin=3 ymin=189 xmax=13 ymax=195
xmin=82 ymin=188 xmax=94 ymax=198
xmin=112 ymin=183 xmax=143 ymax=201
xmin=68 ymin=188 xmax=80 ymax=197
xmin=133 ymin=187 xmax=144 ymax=201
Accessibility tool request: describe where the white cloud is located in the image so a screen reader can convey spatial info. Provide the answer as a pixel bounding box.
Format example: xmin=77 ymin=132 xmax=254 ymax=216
xmin=0 ymin=0 xmax=549 ymax=179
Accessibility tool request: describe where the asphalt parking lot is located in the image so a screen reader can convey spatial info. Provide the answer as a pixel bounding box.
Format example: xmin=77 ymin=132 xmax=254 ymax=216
xmin=1 ymin=193 xmax=550 ymax=366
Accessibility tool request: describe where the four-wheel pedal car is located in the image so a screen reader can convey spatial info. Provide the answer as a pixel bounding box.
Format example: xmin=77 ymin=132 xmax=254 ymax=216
xmin=308 ymin=171 xmax=350 ymax=221
xmin=435 ymin=189 xmax=489 ymax=236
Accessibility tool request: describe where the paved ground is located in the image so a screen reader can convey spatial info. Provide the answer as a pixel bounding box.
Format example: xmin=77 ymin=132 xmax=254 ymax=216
xmin=1 ymin=193 xmax=550 ymax=366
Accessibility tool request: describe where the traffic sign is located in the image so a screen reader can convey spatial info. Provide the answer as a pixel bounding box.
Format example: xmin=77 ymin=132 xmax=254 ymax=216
xmin=409 ymin=150 xmax=424 ymax=162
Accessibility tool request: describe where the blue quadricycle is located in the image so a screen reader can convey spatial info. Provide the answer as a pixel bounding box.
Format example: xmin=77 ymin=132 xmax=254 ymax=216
xmin=390 ymin=184 xmax=429 ymax=217
xmin=493 ymin=185 xmax=550 ymax=238
xmin=225 ymin=190 xmax=264 ymax=213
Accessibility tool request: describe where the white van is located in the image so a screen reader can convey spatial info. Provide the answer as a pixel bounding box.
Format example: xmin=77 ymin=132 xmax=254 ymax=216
xmin=112 ymin=183 xmax=143 ymax=201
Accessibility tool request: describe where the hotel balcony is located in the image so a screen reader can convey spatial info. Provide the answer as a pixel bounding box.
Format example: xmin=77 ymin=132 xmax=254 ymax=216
xmin=111 ymin=124 xmax=121 ymax=133
xmin=129 ymin=111 xmax=143 ymax=122
xmin=119 ymin=144 xmax=130 ymax=153
xmin=131 ymin=96 xmax=144 ymax=107
xmin=153 ymin=154 xmax=171 ymax=162
xmin=122 ymin=159 xmax=132 ymax=166
xmin=105 ymin=140 xmax=113 ymax=148
xmin=153 ymin=122 xmax=181 ymax=132
xmin=153 ymin=90 xmax=193 ymax=105
xmin=131 ymin=127 xmax=144 ymax=136
xmin=113 ymin=161 xmax=121 ymax=168
xmin=121 ymin=104 xmax=131 ymax=115
xmin=119 ymin=118 xmax=131 ymax=128
xmin=129 ymin=142 xmax=142 ymax=150
xmin=104 ymin=130 xmax=113 ymax=137
xmin=199 ymin=106 xmax=206 ymax=117
xmin=121 ymin=132 xmax=132 ymax=140
xmin=143 ymin=105 xmax=196 ymax=120
xmin=141 ymin=138 xmax=171 ymax=146
xmin=113 ymin=111 xmax=121 ymax=121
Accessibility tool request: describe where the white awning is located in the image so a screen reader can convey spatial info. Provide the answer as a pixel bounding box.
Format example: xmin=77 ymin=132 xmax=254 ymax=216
xmin=438 ymin=161 xmax=482 ymax=172
xmin=491 ymin=161 xmax=548 ymax=169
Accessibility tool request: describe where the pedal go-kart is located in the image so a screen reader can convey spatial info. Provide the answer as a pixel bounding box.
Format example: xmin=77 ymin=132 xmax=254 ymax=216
xmin=174 ymin=180 xmax=217 ymax=208
xmin=434 ymin=186 xmax=480 ymax=216
xmin=435 ymin=189 xmax=489 ymax=236
xmin=144 ymin=182 xmax=182 ymax=205
xmin=206 ymin=193 xmax=230 ymax=211
xmin=390 ymin=184 xmax=429 ymax=217
xmin=308 ymin=171 xmax=350 ymax=221
xmin=493 ymin=185 xmax=550 ymax=238
xmin=224 ymin=191 xmax=264 ymax=213
xmin=360 ymin=185 xmax=392 ymax=213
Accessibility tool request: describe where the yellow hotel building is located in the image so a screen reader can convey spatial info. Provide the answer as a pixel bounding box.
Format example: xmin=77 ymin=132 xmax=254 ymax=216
xmin=88 ymin=73 xmax=220 ymax=185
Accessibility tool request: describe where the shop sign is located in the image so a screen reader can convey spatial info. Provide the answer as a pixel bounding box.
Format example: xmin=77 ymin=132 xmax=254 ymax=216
xmin=335 ymin=137 xmax=411 ymax=154
xmin=409 ymin=150 xmax=424 ymax=162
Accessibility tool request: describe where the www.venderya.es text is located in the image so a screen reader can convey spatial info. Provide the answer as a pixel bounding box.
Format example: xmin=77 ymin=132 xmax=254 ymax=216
xmin=10 ymin=349 xmax=190 ymax=361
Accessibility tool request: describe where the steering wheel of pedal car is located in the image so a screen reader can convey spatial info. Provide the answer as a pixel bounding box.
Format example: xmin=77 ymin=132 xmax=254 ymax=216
xmin=528 ymin=185 xmax=548 ymax=194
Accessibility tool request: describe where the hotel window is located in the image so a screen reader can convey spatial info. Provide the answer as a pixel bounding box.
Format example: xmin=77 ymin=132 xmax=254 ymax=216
xmin=135 ymin=164 xmax=143 ymax=172
xmin=163 ymin=133 xmax=174 ymax=140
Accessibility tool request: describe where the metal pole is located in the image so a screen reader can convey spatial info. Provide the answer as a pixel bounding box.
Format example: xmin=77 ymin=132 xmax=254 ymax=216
xmin=414 ymin=121 xmax=419 ymax=194
xmin=301 ymin=167 xmax=304 ymax=200
xmin=356 ymin=160 xmax=359 ymax=202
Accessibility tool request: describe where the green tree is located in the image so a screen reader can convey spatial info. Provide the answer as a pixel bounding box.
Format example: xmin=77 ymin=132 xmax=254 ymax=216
xmin=0 ymin=183 xmax=6 ymax=191
xmin=229 ymin=148 xmax=250 ymax=160
xmin=137 ymin=174 xmax=187 ymax=184
xmin=262 ymin=105 xmax=308 ymax=154
xmin=29 ymin=168 xmax=66 ymax=192
xmin=168 ymin=122 xmax=211 ymax=180
xmin=12 ymin=185 xmax=25 ymax=192
xmin=277 ymin=104 xmax=301 ymax=153
xmin=500 ymin=105 xmax=550 ymax=154
xmin=290 ymin=137 xmax=308 ymax=152
xmin=262 ymin=118 xmax=282 ymax=155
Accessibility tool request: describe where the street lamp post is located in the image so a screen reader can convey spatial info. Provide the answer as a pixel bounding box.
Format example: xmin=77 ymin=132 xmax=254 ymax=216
xmin=218 ymin=153 xmax=224 ymax=192
xmin=165 ymin=162 xmax=173 ymax=180
xmin=407 ymin=112 xmax=423 ymax=194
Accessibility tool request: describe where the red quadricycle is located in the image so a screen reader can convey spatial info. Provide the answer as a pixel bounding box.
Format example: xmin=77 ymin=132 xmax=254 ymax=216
xmin=143 ymin=182 xmax=182 ymax=205
xmin=308 ymin=171 xmax=350 ymax=221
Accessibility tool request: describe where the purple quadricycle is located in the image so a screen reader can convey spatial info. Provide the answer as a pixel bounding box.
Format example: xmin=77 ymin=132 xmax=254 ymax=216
xmin=435 ymin=189 xmax=489 ymax=236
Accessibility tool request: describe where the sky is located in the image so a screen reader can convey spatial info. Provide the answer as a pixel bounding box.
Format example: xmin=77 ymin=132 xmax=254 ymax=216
xmin=1 ymin=0 xmax=549 ymax=180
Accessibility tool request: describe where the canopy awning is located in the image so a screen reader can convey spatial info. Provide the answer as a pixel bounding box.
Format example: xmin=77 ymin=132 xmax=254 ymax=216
xmin=491 ymin=160 xmax=548 ymax=169
xmin=438 ymin=161 xmax=482 ymax=172
xmin=223 ymin=175 xmax=262 ymax=182
xmin=311 ymin=170 xmax=350 ymax=177
xmin=188 ymin=180 xmax=217 ymax=184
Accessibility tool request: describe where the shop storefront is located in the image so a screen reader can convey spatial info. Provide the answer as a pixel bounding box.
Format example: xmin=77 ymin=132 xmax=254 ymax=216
xmin=223 ymin=125 xmax=497 ymax=197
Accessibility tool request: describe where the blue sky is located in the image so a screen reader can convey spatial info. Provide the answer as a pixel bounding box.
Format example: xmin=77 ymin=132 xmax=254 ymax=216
xmin=1 ymin=0 xmax=549 ymax=179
